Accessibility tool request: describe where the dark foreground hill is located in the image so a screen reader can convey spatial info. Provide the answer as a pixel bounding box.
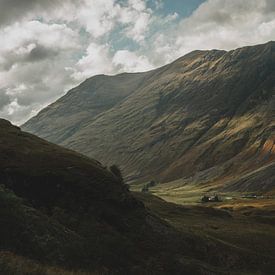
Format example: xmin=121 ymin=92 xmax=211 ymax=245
xmin=1 ymin=119 xmax=275 ymax=274
xmin=23 ymin=42 xmax=275 ymax=192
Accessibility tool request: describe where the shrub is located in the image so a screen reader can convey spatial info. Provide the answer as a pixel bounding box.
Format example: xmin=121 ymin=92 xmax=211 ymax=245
xmin=109 ymin=165 xmax=123 ymax=182
xmin=148 ymin=180 xmax=156 ymax=187
xmin=141 ymin=185 xmax=149 ymax=193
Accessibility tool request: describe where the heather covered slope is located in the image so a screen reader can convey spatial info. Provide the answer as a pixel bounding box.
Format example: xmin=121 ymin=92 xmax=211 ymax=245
xmin=0 ymin=119 xmax=237 ymax=274
xmin=0 ymin=119 xmax=174 ymax=273
xmin=0 ymin=119 xmax=151 ymax=273
xmin=1 ymin=119 xmax=275 ymax=274
xmin=23 ymin=42 xmax=275 ymax=191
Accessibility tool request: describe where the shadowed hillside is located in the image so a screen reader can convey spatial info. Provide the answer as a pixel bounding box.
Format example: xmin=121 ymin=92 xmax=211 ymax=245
xmin=0 ymin=120 xmax=264 ymax=274
xmin=23 ymin=42 xmax=275 ymax=192
xmin=1 ymin=119 xmax=275 ymax=274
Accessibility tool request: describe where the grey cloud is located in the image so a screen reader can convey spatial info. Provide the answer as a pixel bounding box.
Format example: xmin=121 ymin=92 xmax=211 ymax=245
xmin=0 ymin=54 xmax=79 ymax=124
xmin=201 ymin=10 xmax=232 ymax=25
xmin=0 ymin=0 xmax=49 ymax=26
xmin=0 ymin=89 xmax=11 ymax=110
xmin=0 ymin=44 xmax=59 ymax=71
xmin=26 ymin=45 xmax=59 ymax=62
xmin=0 ymin=0 xmax=79 ymax=26
xmin=264 ymin=0 xmax=275 ymax=12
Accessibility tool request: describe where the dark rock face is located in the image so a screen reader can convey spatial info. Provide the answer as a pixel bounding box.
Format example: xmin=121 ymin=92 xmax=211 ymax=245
xmin=23 ymin=42 xmax=275 ymax=191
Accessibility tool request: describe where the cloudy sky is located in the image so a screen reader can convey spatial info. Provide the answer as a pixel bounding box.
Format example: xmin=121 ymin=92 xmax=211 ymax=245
xmin=0 ymin=0 xmax=274 ymax=125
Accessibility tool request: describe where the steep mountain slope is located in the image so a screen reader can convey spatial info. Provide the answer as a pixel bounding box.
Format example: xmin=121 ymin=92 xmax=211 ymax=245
xmin=24 ymin=72 xmax=154 ymax=144
xmin=23 ymin=42 xmax=275 ymax=191
xmin=3 ymin=119 xmax=274 ymax=274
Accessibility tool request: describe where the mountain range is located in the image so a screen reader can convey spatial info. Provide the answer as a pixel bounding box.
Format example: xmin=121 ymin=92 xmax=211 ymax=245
xmin=23 ymin=41 xmax=275 ymax=193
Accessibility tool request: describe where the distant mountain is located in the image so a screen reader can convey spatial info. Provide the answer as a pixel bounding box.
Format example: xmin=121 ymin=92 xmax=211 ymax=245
xmin=23 ymin=42 xmax=275 ymax=191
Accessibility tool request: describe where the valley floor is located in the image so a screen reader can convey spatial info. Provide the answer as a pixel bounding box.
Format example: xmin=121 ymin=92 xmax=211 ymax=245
xmin=133 ymin=187 xmax=275 ymax=274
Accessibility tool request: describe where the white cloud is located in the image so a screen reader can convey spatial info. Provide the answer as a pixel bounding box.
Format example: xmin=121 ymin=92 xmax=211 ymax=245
xmin=154 ymin=0 xmax=164 ymax=10
xmin=0 ymin=20 xmax=80 ymax=124
xmin=71 ymin=0 xmax=152 ymax=42
xmin=71 ymin=43 xmax=114 ymax=81
xmin=0 ymin=20 xmax=78 ymax=70
xmin=112 ymin=50 xmax=153 ymax=72
xmin=128 ymin=0 xmax=147 ymax=12
xmin=124 ymin=11 xmax=151 ymax=42
xmin=0 ymin=59 xmax=78 ymax=125
xmin=76 ymin=0 xmax=118 ymax=38
xmin=150 ymin=0 xmax=275 ymax=65
xmin=0 ymin=0 xmax=153 ymax=41
xmin=118 ymin=0 xmax=152 ymax=43
xmin=72 ymin=45 xmax=154 ymax=81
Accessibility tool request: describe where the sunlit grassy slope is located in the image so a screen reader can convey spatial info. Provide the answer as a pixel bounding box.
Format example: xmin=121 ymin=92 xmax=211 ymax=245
xmin=131 ymin=160 xmax=275 ymax=204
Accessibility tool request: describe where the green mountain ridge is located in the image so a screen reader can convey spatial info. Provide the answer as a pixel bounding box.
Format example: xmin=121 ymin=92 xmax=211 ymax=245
xmin=23 ymin=41 xmax=275 ymax=192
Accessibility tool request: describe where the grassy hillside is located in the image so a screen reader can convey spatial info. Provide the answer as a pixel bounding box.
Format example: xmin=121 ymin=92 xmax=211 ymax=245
xmin=23 ymin=42 xmax=275 ymax=193
xmin=2 ymin=119 xmax=275 ymax=273
xmin=1 ymin=119 xmax=275 ymax=273
xmin=0 ymin=120 xmax=252 ymax=274
xmin=134 ymin=192 xmax=275 ymax=274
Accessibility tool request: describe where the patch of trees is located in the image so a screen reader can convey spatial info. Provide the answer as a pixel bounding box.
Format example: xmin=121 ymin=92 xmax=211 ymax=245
xmin=141 ymin=180 xmax=156 ymax=193
xmin=109 ymin=165 xmax=123 ymax=182
xmin=109 ymin=165 xmax=130 ymax=191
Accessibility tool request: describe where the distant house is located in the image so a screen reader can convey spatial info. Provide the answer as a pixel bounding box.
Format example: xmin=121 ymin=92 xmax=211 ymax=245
xmin=241 ymin=194 xmax=257 ymax=199
xmin=201 ymin=194 xmax=221 ymax=203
